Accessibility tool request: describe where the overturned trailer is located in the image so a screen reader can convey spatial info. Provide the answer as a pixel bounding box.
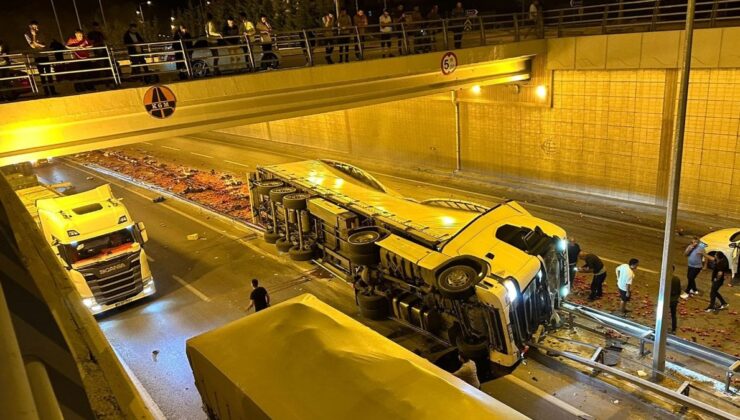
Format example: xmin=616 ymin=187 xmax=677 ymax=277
xmin=249 ymin=160 xmax=569 ymax=367
xmin=186 ymin=294 xmax=528 ymax=419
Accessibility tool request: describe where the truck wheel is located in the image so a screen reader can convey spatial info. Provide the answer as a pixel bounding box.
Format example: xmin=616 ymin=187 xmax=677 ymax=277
xmin=269 ymin=187 xmax=297 ymax=204
xmin=254 ymin=180 xmax=284 ymax=196
xmin=264 ymin=231 xmax=280 ymax=244
xmin=283 ymin=193 xmax=310 ymax=210
xmin=288 ymin=245 xmax=314 ymax=261
xmin=346 ymin=229 xmax=382 ymax=254
xmin=456 ymin=336 xmax=489 ymax=360
xmin=357 ymin=293 xmax=387 ymax=310
xmin=359 ymin=306 xmax=388 ymax=320
xmin=435 ymin=264 xmax=479 ymax=300
xmin=348 ymin=252 xmax=380 ymax=266
xmin=276 ymin=237 xmax=292 ymax=252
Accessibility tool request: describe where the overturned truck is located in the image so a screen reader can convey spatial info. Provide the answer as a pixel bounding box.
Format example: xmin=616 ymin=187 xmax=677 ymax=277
xmin=249 ymin=160 xmax=569 ymax=367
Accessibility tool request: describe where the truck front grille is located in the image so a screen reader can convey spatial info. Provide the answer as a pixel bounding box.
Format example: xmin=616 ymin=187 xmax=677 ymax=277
xmin=79 ymin=254 xmax=144 ymax=306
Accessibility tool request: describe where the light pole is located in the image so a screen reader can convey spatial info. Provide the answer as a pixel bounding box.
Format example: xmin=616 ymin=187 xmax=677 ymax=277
xmin=71 ymin=0 xmax=82 ymax=29
xmin=49 ymin=0 xmax=64 ymax=41
xmin=136 ymin=0 xmax=153 ymax=24
xmin=98 ymin=0 xmax=107 ymax=27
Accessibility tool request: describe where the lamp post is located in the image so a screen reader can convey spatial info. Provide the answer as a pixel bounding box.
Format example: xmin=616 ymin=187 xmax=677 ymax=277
xmin=71 ymin=0 xmax=82 ymax=29
xmin=136 ymin=0 xmax=153 ymax=23
xmin=49 ymin=0 xmax=64 ymax=41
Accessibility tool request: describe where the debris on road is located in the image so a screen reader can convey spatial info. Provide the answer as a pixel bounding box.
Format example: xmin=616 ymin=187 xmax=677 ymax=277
xmin=152 ymin=196 xmax=166 ymax=203
xmin=152 ymin=350 xmax=159 ymax=362
xmin=187 ymin=233 xmax=200 ymax=241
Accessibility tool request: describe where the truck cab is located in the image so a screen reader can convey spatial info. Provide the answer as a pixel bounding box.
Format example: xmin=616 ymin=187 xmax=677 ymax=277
xmin=250 ymin=160 xmax=568 ymax=367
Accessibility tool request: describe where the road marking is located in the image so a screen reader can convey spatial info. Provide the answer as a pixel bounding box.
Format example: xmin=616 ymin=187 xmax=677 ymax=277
xmin=111 ymin=347 xmax=167 ymax=420
xmin=600 ymin=257 xmax=659 ymax=274
xmin=146 ymin=255 xmax=155 ymax=263
xmin=190 ymin=152 xmax=213 ymax=159
xmin=141 ymin=142 xmax=153 ymax=145
xmin=500 ymin=375 xmax=594 ymax=420
xmin=224 ymin=160 xmax=250 ymax=168
xmin=172 ymin=275 xmax=212 ymax=302
xmin=160 ymin=145 xmax=180 ymax=151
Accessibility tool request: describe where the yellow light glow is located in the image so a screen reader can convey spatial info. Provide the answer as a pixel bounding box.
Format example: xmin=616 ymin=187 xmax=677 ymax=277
xmin=535 ymin=85 xmax=547 ymax=99
xmin=471 ymin=85 xmax=481 ymax=94
xmin=440 ymin=216 xmax=456 ymax=226
xmin=334 ymin=178 xmax=345 ymax=188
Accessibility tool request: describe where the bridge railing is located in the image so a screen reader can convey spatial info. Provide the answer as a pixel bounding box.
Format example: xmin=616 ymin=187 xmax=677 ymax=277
xmin=3 ymin=0 xmax=740 ymax=102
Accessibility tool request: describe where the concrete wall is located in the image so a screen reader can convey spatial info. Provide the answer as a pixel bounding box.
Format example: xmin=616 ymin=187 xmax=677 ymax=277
xmin=217 ymin=27 xmax=740 ymax=216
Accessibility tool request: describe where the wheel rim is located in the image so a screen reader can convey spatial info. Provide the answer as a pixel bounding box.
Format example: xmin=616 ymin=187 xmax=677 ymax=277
xmin=285 ymin=193 xmax=309 ymax=201
xmin=442 ymin=267 xmax=474 ymax=290
xmin=350 ymin=231 xmax=380 ymax=244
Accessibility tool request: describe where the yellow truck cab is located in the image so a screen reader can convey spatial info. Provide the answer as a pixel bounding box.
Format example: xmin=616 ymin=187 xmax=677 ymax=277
xmin=250 ymin=160 xmax=569 ymax=367
xmin=24 ymin=183 xmax=155 ymax=314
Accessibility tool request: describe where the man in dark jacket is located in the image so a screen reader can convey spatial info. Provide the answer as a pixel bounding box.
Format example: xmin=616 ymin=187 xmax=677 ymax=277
xmin=123 ymin=23 xmax=148 ymax=76
xmin=580 ymin=252 xmax=606 ymax=301
xmin=669 ymin=265 xmax=681 ymax=334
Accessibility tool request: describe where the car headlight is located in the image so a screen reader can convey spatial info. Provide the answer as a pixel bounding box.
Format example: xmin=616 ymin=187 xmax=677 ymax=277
xmin=504 ymin=280 xmax=518 ymax=302
xmin=82 ymin=297 xmax=96 ymax=308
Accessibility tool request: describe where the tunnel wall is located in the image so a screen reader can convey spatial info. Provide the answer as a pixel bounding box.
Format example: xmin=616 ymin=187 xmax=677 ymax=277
xmin=218 ymin=28 xmax=740 ymax=216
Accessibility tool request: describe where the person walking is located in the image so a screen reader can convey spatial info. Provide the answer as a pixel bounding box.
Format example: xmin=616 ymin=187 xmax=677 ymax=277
xmin=247 ymin=279 xmax=270 ymax=312
xmin=353 ymin=9 xmax=368 ymax=60
xmin=683 ymin=237 xmax=705 ymax=298
xmin=704 ymin=253 xmax=729 ymax=312
xmin=669 ymin=265 xmax=681 ymax=334
xmin=616 ymin=258 xmax=638 ymax=316
xmin=450 ymin=2 xmax=466 ymax=49
xmin=321 ymin=11 xmax=335 ymax=64
xmin=452 ymin=353 xmax=480 ymax=388
xmin=24 ymin=20 xmax=57 ymax=96
xmin=580 ymin=252 xmax=606 ymax=301
xmin=379 ymin=9 xmax=393 ymax=58
xmin=337 ymin=9 xmax=352 ymax=63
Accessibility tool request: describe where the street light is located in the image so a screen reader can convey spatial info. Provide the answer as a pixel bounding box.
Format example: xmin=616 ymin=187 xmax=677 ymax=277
xmin=136 ymin=0 xmax=153 ymax=23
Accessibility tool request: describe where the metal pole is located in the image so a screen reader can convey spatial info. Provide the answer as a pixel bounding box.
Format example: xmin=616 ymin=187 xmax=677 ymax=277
xmin=72 ymin=0 xmax=82 ymax=29
xmin=98 ymin=0 xmax=107 ymax=27
xmin=452 ymin=90 xmax=461 ymax=172
xmin=49 ymin=0 xmax=64 ymax=41
xmin=652 ymin=0 xmax=695 ymax=379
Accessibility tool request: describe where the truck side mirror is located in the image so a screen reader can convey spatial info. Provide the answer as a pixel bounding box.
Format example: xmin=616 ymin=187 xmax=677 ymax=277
xmin=137 ymin=221 xmax=149 ymax=244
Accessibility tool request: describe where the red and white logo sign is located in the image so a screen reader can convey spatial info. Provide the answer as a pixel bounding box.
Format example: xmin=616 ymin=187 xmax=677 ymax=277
xmin=441 ymin=52 xmax=458 ymax=75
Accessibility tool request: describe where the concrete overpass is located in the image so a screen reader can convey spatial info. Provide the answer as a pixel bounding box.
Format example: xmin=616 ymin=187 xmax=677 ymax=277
xmin=0 ymin=43 xmax=541 ymax=166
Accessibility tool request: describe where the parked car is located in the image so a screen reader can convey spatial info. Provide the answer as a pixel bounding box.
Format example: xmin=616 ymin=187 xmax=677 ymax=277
xmin=700 ymin=228 xmax=740 ymax=279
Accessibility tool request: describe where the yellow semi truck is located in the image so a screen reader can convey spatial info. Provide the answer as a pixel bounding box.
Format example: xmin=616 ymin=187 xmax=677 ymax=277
xmin=249 ymin=160 xmax=569 ymax=368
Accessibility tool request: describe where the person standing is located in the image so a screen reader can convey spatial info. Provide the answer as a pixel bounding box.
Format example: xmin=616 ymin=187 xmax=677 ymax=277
xmin=669 ymin=265 xmax=681 ymax=334
xmin=393 ymin=4 xmax=406 ymax=56
xmin=239 ymin=12 xmax=256 ymax=69
xmin=66 ymin=29 xmax=93 ymax=92
xmin=426 ymin=5 xmax=441 ymax=46
xmin=353 ymin=10 xmax=368 ymax=60
xmin=452 ymin=353 xmax=480 ymax=388
xmin=123 ymin=23 xmax=149 ymax=79
xmin=247 ymin=279 xmax=270 ymax=312
xmin=683 ymin=237 xmax=705 ymax=298
xmin=616 ymin=259 xmax=638 ymax=316
xmin=337 ymin=9 xmax=352 ymax=63
xmin=450 ymin=2 xmax=466 ymax=49
xmin=580 ymin=252 xmax=606 ymax=301
xmin=256 ymin=15 xmax=276 ymax=69
xmin=567 ymin=237 xmax=581 ymax=280
xmin=704 ymin=253 xmax=729 ymax=312
xmin=173 ymin=24 xmax=192 ymax=80
xmin=321 ymin=11 xmax=335 ymax=64
xmin=205 ymin=13 xmax=223 ymax=74
xmin=24 ymin=20 xmax=57 ymax=96
xmin=379 ymin=9 xmax=393 ymax=58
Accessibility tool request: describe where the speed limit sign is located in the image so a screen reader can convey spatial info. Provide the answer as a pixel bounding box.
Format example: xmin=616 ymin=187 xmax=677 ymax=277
xmin=441 ymin=52 xmax=458 ymax=75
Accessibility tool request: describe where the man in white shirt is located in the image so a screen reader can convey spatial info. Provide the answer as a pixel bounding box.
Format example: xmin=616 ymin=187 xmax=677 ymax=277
xmin=616 ymin=258 xmax=639 ymax=316
xmin=453 ymin=353 xmax=480 ymax=388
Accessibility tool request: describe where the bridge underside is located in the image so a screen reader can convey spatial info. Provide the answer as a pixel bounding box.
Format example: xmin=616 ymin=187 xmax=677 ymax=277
xmin=0 ymin=42 xmax=541 ymax=166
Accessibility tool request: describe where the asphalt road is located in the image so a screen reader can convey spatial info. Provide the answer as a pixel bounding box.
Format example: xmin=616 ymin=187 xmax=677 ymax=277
xmin=33 ymin=155 xmax=674 ymax=419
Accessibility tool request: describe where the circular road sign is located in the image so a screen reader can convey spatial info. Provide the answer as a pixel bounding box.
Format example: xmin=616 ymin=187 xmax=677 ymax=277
xmin=144 ymin=85 xmax=176 ymax=119
xmin=441 ymin=52 xmax=458 ymax=75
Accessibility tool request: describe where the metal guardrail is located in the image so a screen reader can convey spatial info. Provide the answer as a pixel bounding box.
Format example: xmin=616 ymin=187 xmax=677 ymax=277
xmin=2 ymin=0 xmax=740 ymax=101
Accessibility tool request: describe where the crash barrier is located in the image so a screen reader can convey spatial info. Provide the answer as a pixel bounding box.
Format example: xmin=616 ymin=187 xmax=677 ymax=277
xmin=2 ymin=0 xmax=740 ymax=101
xmin=0 ymin=175 xmax=155 ymax=418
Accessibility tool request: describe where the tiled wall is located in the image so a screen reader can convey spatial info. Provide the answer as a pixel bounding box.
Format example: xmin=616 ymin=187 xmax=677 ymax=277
xmin=219 ymin=68 xmax=740 ymax=215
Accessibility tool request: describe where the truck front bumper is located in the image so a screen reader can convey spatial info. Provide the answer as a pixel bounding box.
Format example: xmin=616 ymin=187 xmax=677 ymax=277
xmin=89 ymin=276 xmax=156 ymax=315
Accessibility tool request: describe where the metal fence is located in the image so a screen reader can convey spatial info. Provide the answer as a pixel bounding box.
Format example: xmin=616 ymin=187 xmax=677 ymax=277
xmin=1 ymin=0 xmax=739 ymax=102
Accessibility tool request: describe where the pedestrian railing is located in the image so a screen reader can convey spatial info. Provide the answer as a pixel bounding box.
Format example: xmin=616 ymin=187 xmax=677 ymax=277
xmin=2 ymin=0 xmax=740 ymax=102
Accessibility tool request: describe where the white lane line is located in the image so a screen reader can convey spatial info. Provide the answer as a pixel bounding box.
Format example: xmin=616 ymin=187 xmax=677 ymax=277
xmin=502 ymin=375 xmax=594 ymax=420
xmin=224 ymin=160 xmax=250 ymax=168
xmin=190 ymin=152 xmax=213 ymax=159
xmin=160 ymin=145 xmax=180 ymax=151
xmin=172 ymin=275 xmax=212 ymax=302
xmin=146 ymin=255 xmax=155 ymax=263
xmin=141 ymin=142 xmax=153 ymax=145
xmin=111 ymin=347 xmax=167 ymax=420
xmin=600 ymin=257 xmax=659 ymax=274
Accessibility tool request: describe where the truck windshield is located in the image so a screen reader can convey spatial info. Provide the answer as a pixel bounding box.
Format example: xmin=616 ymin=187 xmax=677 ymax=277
xmin=63 ymin=228 xmax=136 ymax=265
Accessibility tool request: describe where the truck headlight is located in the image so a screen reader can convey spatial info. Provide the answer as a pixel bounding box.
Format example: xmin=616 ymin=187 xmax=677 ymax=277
xmin=560 ymin=285 xmax=570 ymax=297
xmin=118 ymin=215 xmax=128 ymax=224
xmin=82 ymin=297 xmax=96 ymax=308
xmin=504 ymin=280 xmax=518 ymax=302
xmin=558 ymin=238 xmax=568 ymax=252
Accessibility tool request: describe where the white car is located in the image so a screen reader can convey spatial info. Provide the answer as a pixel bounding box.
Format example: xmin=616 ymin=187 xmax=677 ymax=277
xmin=700 ymin=228 xmax=740 ymax=279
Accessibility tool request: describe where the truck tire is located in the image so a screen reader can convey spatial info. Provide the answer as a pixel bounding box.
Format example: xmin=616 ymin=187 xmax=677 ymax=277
xmin=288 ymin=245 xmax=314 ymax=261
xmin=283 ymin=193 xmax=310 ymax=210
xmin=435 ymin=264 xmax=479 ymax=300
xmin=264 ymin=231 xmax=280 ymax=244
xmin=269 ymin=187 xmax=297 ymax=204
xmin=357 ymin=293 xmax=387 ymax=310
xmin=346 ymin=229 xmax=382 ymax=255
xmin=276 ymin=237 xmax=292 ymax=252
xmin=359 ymin=306 xmax=388 ymax=320
xmin=254 ymin=180 xmax=284 ymax=196
xmin=456 ymin=336 xmax=489 ymax=360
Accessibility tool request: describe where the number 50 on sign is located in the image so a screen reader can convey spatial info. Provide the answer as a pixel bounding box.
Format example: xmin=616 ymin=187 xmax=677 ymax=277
xmin=441 ymin=52 xmax=458 ymax=75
